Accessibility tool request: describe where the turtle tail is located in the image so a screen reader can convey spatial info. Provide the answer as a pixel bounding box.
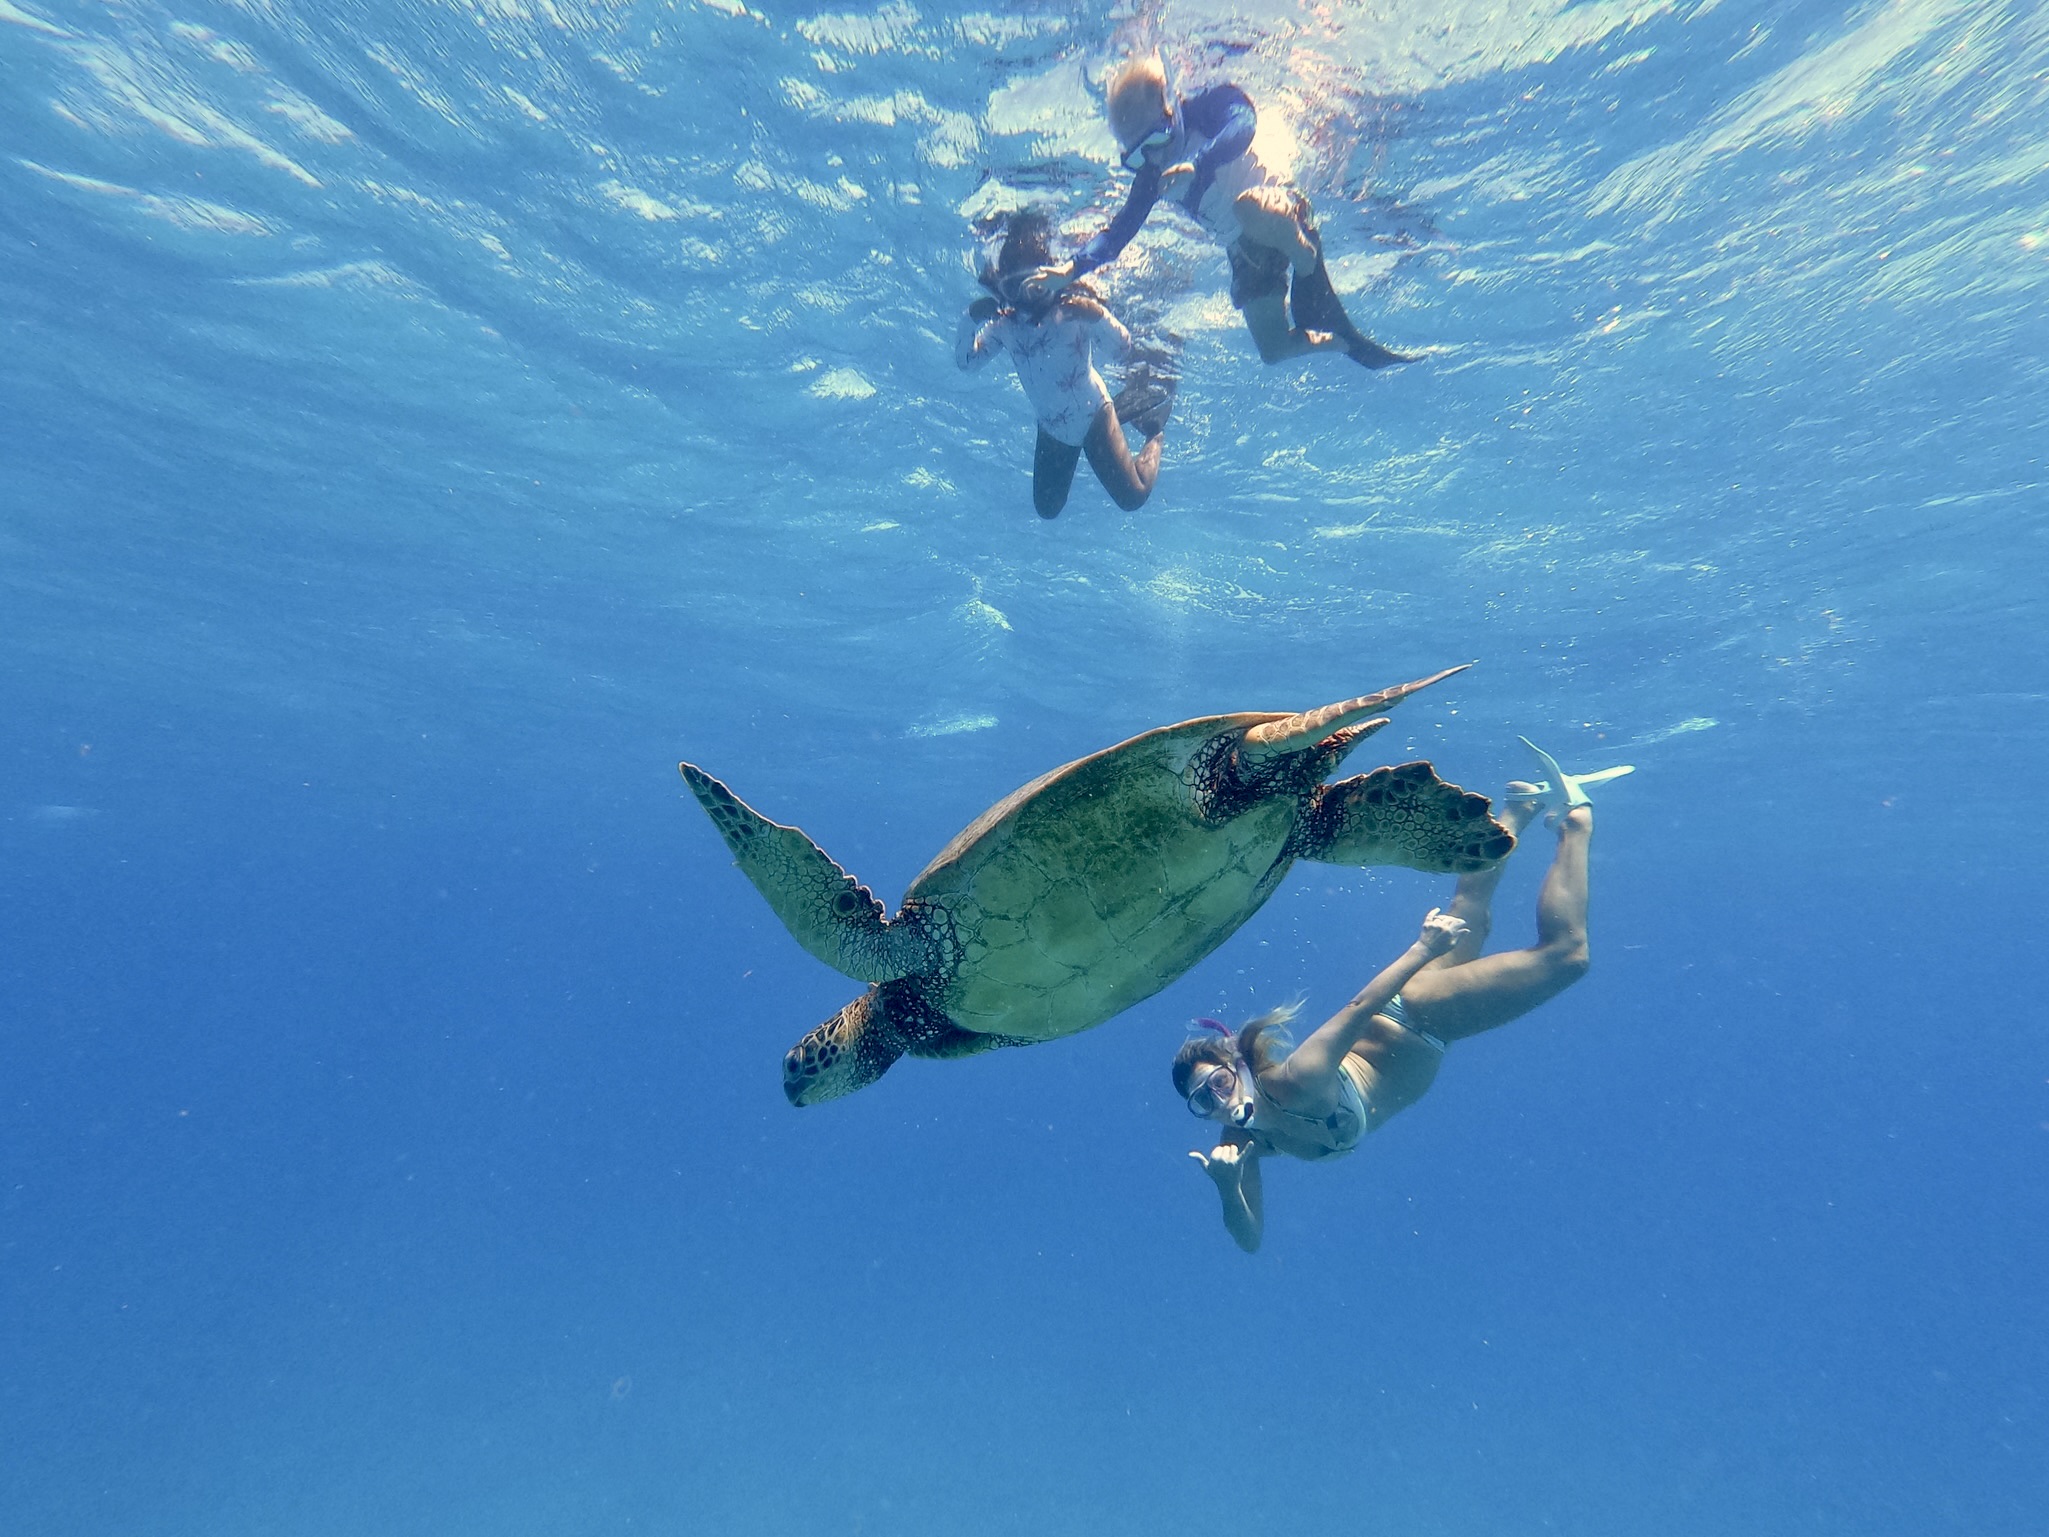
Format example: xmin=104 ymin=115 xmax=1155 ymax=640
xmin=1294 ymin=761 xmax=1513 ymax=874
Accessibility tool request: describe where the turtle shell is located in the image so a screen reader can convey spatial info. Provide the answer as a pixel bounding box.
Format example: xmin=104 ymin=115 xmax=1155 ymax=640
xmin=904 ymin=713 xmax=1292 ymax=1042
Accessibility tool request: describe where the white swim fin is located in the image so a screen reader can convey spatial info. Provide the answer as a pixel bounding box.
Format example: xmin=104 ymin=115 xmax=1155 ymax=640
xmin=1515 ymin=736 xmax=1635 ymax=813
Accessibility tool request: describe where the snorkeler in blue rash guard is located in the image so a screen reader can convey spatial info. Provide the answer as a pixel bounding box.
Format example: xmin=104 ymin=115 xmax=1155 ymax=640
xmin=1021 ymin=52 xmax=1412 ymax=371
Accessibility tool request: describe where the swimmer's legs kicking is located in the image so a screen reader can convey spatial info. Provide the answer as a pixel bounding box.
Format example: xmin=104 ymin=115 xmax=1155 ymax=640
xmin=1398 ymin=792 xmax=1592 ymax=1041
xmin=1233 ymin=189 xmax=1341 ymax=365
xmin=1035 ymin=403 xmax=1160 ymax=517
xmin=1230 ymin=189 xmax=1414 ymax=369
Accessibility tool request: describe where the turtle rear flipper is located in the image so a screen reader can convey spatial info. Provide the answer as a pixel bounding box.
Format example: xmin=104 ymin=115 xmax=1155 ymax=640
xmin=1240 ymin=666 xmax=1469 ymax=769
xmin=680 ymin=762 xmax=934 ymax=984
xmin=1294 ymin=761 xmax=1513 ymax=874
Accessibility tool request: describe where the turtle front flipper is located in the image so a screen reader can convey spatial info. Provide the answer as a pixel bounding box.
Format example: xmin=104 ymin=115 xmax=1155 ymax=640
xmin=1294 ymin=761 xmax=1513 ymax=874
xmin=681 ymin=762 xmax=935 ymax=984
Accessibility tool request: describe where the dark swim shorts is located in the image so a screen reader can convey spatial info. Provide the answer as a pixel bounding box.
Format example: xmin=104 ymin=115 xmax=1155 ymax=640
xmin=1226 ymin=189 xmax=1322 ymax=309
xmin=1226 ymin=237 xmax=1290 ymax=308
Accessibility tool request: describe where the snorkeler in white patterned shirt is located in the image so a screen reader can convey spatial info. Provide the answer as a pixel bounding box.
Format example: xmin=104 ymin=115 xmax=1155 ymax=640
xmin=1175 ymin=776 xmax=1600 ymax=1252
xmin=955 ymin=209 xmax=1175 ymax=518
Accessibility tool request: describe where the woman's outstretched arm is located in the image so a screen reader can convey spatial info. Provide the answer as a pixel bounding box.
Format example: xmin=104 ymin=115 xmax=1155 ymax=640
xmin=1266 ymin=910 xmax=1466 ymax=1105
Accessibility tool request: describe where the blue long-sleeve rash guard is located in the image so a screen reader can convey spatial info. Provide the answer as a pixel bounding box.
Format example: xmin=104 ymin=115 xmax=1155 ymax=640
xmin=1070 ymin=82 xmax=1257 ymax=278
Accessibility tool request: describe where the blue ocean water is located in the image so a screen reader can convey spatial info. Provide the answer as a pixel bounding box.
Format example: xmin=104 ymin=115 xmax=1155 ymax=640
xmin=3 ymin=0 xmax=2046 ymax=1532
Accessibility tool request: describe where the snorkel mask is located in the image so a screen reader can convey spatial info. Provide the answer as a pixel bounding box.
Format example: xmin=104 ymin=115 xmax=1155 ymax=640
xmin=976 ymin=208 xmax=1061 ymax=316
xmin=1114 ymin=53 xmax=1177 ymax=170
xmin=1183 ymin=1019 xmax=1256 ymax=1128
xmin=989 ymin=266 xmax=1036 ymax=310
xmin=1120 ymin=113 xmax=1174 ymax=171
xmin=984 ymin=267 xmax=1061 ymax=322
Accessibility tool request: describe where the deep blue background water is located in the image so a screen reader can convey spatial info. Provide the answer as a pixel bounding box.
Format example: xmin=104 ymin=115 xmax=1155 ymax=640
xmin=3 ymin=0 xmax=2046 ymax=1533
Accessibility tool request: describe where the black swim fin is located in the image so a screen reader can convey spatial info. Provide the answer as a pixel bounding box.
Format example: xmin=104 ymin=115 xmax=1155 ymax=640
xmin=1114 ymin=355 xmax=1180 ymax=440
xmin=1343 ymin=333 xmax=1417 ymax=369
xmin=1289 ymin=257 xmax=1416 ymax=369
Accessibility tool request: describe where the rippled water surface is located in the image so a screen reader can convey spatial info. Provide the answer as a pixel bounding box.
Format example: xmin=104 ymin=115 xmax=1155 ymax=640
xmin=3 ymin=1 xmax=2045 ymax=1533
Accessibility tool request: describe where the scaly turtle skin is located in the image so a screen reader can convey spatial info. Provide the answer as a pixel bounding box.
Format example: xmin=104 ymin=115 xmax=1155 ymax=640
xmin=680 ymin=666 xmax=1512 ymax=1106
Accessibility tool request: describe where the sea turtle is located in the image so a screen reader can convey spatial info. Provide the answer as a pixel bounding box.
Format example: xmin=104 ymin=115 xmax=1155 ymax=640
xmin=680 ymin=665 xmax=1513 ymax=1106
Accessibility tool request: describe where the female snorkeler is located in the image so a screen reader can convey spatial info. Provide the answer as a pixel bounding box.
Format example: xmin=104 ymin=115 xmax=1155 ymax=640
xmin=955 ymin=209 xmax=1175 ymax=519
xmin=1175 ymin=767 xmax=1606 ymax=1252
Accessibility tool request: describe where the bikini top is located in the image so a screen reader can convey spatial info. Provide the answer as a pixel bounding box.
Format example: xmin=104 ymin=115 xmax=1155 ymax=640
xmin=1247 ymin=1065 xmax=1368 ymax=1161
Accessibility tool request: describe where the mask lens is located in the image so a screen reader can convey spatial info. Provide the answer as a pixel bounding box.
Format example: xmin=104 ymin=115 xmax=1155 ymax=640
xmin=1185 ymin=1062 xmax=1236 ymax=1117
xmin=1121 ymin=119 xmax=1173 ymax=170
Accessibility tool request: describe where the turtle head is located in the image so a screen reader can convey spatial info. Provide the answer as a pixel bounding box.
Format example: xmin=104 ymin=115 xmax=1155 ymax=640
xmin=783 ymin=989 xmax=905 ymax=1107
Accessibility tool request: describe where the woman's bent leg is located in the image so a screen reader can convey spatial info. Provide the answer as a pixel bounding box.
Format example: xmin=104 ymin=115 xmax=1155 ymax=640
xmin=1399 ymin=808 xmax=1592 ymax=1042
xmin=1082 ymin=403 xmax=1158 ymax=511
xmin=1421 ymin=794 xmax=1541 ymax=972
